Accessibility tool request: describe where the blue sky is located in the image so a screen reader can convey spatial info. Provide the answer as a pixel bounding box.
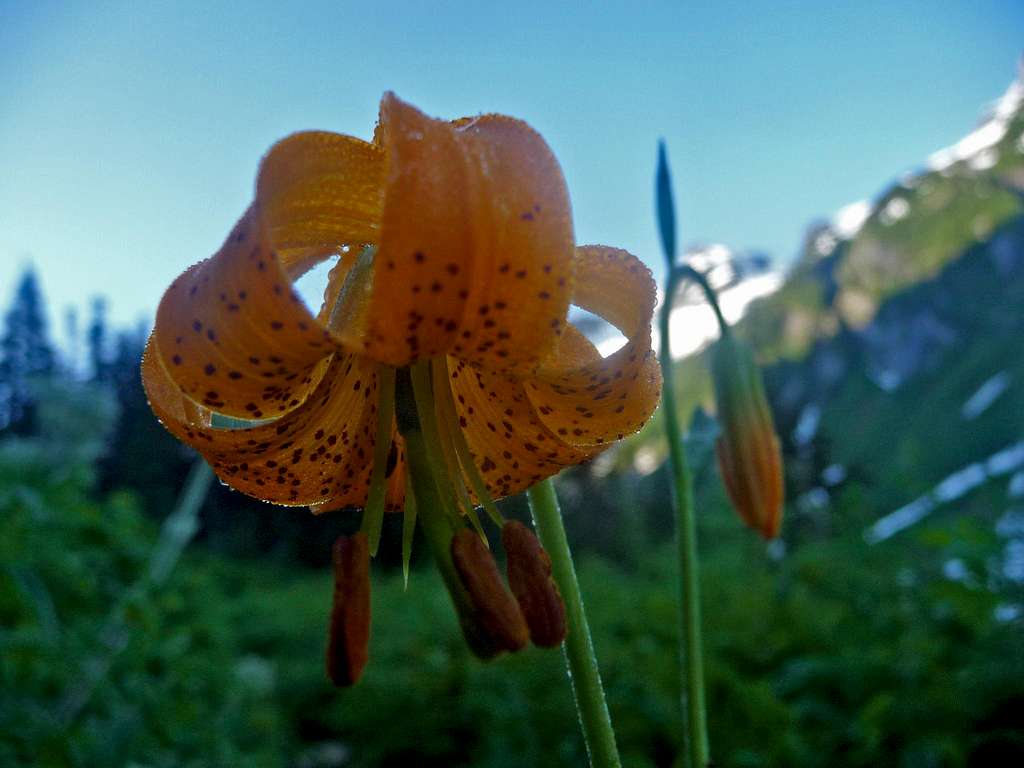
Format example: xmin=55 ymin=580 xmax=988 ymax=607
xmin=1 ymin=0 xmax=1021 ymax=342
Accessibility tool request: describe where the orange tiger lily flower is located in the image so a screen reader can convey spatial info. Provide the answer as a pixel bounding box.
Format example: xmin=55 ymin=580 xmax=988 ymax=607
xmin=142 ymin=93 xmax=660 ymax=680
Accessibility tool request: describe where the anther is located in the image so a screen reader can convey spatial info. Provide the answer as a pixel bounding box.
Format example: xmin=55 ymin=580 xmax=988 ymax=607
xmin=450 ymin=529 xmax=529 ymax=656
xmin=502 ymin=520 xmax=566 ymax=647
xmin=326 ymin=532 xmax=371 ymax=686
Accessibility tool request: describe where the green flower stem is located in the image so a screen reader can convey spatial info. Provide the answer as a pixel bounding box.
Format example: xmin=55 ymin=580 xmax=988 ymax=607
xmin=660 ymin=268 xmax=711 ymax=768
xmin=675 ymin=264 xmax=728 ymax=336
xmin=528 ymin=479 xmax=621 ymax=768
xmin=57 ymin=458 xmax=214 ymax=727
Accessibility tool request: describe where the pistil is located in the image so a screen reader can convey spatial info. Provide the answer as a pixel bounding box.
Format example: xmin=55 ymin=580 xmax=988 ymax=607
xmin=396 ymin=364 xmax=528 ymax=659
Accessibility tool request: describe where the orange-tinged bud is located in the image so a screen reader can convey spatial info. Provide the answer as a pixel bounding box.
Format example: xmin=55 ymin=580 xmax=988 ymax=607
xmin=451 ymin=529 xmax=529 ymax=656
xmin=502 ymin=520 xmax=567 ymax=648
xmin=709 ymin=333 xmax=784 ymax=539
xmin=326 ymin=532 xmax=371 ymax=687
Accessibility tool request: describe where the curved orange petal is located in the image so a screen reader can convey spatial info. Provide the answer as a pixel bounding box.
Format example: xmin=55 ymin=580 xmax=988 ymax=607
xmin=447 ymin=357 xmax=599 ymax=500
xmin=144 ymin=339 xmax=386 ymax=508
xmin=257 ymin=131 xmax=384 ymax=272
xmin=149 ymin=207 xmax=332 ymax=420
xmin=310 ymin=429 xmax=407 ymax=515
xmin=149 ymin=130 xmax=386 ymax=421
xmin=366 ymin=94 xmax=575 ymax=372
xmin=525 ymin=246 xmax=661 ymax=447
xmin=540 ymin=321 xmax=602 ymax=373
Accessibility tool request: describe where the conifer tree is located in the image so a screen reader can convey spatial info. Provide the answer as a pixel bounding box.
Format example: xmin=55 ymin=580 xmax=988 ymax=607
xmin=87 ymin=297 xmax=110 ymax=382
xmin=97 ymin=323 xmax=193 ymax=515
xmin=0 ymin=267 xmax=56 ymax=433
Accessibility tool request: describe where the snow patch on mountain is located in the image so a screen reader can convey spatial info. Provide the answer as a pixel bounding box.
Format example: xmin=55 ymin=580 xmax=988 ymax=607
xmin=961 ymin=371 xmax=1010 ymax=420
xmin=927 ymin=69 xmax=1024 ymax=172
xmin=832 ymin=200 xmax=873 ymax=240
xmin=649 ymin=243 xmax=783 ymax=359
xmin=816 ymin=65 xmax=1023 ymax=250
xmin=866 ymin=440 xmax=1024 ymax=544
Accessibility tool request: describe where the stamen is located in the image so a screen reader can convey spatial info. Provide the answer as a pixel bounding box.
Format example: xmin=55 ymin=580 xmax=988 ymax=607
xmin=430 ymin=356 xmax=505 ymax=527
xmin=327 ymin=245 xmax=392 ymax=554
xmin=401 ymin=472 xmax=417 ymax=589
xmin=429 ymin=357 xmax=488 ymax=543
xmin=408 ymin=361 xmax=462 ymax=528
xmin=397 ymin=368 xmax=523 ymax=660
xmin=360 ymin=364 xmax=396 ymax=555
xmin=327 ymin=245 xmax=375 ymax=334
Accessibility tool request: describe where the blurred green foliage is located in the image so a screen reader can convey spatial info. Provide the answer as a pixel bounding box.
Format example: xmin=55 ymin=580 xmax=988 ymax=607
xmin=2 ymin=380 xmax=1022 ymax=767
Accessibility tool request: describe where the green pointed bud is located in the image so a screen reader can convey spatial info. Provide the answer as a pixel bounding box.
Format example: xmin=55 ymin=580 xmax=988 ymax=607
xmin=709 ymin=333 xmax=784 ymax=539
xmin=655 ymin=140 xmax=677 ymax=267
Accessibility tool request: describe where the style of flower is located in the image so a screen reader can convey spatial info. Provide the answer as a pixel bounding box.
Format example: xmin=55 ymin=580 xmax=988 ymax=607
xmin=142 ymin=92 xmax=660 ymax=683
xmin=709 ymin=332 xmax=784 ymax=539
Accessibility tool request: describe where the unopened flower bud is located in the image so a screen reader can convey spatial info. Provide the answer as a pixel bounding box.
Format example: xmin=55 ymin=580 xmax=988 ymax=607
xmin=451 ymin=529 xmax=529 ymax=656
xmin=502 ymin=521 xmax=566 ymax=648
xmin=710 ymin=333 xmax=784 ymax=539
xmin=326 ymin=532 xmax=371 ymax=686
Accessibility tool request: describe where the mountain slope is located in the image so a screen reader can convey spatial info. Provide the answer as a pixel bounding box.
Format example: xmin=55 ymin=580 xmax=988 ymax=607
xmin=626 ymin=66 xmax=1024 ymax=565
xmin=743 ymin=68 xmax=1024 ymax=362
